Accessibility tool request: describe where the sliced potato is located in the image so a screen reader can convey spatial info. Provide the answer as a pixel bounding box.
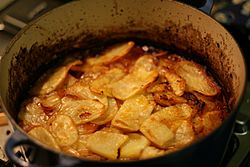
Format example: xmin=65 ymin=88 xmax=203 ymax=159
xmin=171 ymin=120 xmax=195 ymax=147
xmin=66 ymin=81 xmax=108 ymax=107
xmin=91 ymin=98 xmax=118 ymax=125
xmin=151 ymin=103 xmax=193 ymax=123
xmin=50 ymin=115 xmax=78 ymax=146
xmin=175 ymin=61 xmax=220 ymax=96
xmin=30 ymin=66 xmax=68 ymax=95
xmin=40 ymin=91 xmax=61 ymax=113
xmin=153 ymin=91 xmax=187 ymax=107
xmin=18 ymin=97 xmax=49 ymax=126
xmin=59 ymin=97 xmax=105 ymax=124
xmin=140 ymin=146 xmax=165 ymax=159
xmin=86 ymin=131 xmax=128 ymax=160
xmin=140 ymin=118 xmax=174 ymax=149
xmin=165 ymin=70 xmax=185 ymax=96
xmin=120 ymin=133 xmax=150 ymax=159
xmin=87 ymin=41 xmax=134 ymax=65
xmin=28 ymin=126 xmax=60 ymax=150
xmin=111 ymin=55 xmax=158 ymax=100
xmin=71 ymin=134 xmax=105 ymax=160
xmin=90 ymin=68 xmax=125 ymax=96
xmin=77 ymin=123 xmax=99 ymax=135
xmin=112 ymin=95 xmax=155 ymax=131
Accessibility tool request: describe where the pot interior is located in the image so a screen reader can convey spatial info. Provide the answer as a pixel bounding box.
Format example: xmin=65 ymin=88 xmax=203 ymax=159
xmin=0 ymin=0 xmax=246 ymax=152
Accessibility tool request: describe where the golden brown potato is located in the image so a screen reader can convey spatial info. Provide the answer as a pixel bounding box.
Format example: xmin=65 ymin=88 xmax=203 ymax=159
xmin=165 ymin=70 xmax=185 ymax=96
xmin=120 ymin=133 xmax=150 ymax=159
xmin=175 ymin=61 xmax=220 ymax=96
xmin=28 ymin=126 xmax=60 ymax=151
xmin=19 ymin=97 xmax=49 ymax=126
xmin=86 ymin=131 xmax=128 ymax=160
xmin=50 ymin=115 xmax=78 ymax=146
xmin=91 ymin=98 xmax=118 ymax=125
xmin=59 ymin=97 xmax=105 ymax=124
xmin=87 ymin=41 xmax=135 ymax=65
xmin=112 ymin=95 xmax=155 ymax=131
xmin=90 ymin=68 xmax=126 ymax=96
xmin=111 ymin=55 xmax=158 ymax=100
xmin=66 ymin=81 xmax=108 ymax=107
xmin=140 ymin=117 xmax=174 ymax=149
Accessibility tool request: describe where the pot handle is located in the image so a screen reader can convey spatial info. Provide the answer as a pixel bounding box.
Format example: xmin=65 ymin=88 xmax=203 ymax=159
xmin=5 ymin=130 xmax=32 ymax=167
xmin=5 ymin=130 xmax=79 ymax=167
xmin=178 ymin=0 xmax=213 ymax=14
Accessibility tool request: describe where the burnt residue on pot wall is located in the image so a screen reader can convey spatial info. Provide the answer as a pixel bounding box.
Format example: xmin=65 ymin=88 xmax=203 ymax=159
xmin=7 ymin=20 xmax=236 ymax=120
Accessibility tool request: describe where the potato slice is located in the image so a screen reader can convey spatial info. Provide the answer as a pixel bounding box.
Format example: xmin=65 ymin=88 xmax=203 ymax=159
xmin=50 ymin=115 xmax=78 ymax=146
xmin=140 ymin=146 xmax=165 ymax=159
xmin=165 ymin=70 xmax=185 ymax=96
xmin=140 ymin=104 xmax=193 ymax=148
xmin=40 ymin=91 xmax=61 ymax=114
xmin=77 ymin=123 xmax=99 ymax=135
xmin=59 ymin=97 xmax=105 ymax=124
xmin=153 ymin=91 xmax=187 ymax=107
xmin=170 ymin=120 xmax=195 ymax=147
xmin=91 ymin=98 xmax=118 ymax=125
xmin=28 ymin=126 xmax=60 ymax=150
xmin=29 ymin=66 xmax=68 ymax=95
xmin=87 ymin=131 xmax=128 ymax=160
xmin=66 ymin=82 xmax=108 ymax=107
xmin=140 ymin=118 xmax=174 ymax=149
xmin=112 ymin=95 xmax=155 ymax=131
xmin=175 ymin=61 xmax=220 ymax=96
xmin=120 ymin=133 xmax=150 ymax=159
xmin=18 ymin=97 xmax=49 ymax=126
xmin=90 ymin=68 xmax=125 ymax=96
xmin=152 ymin=103 xmax=193 ymax=123
xmin=87 ymin=41 xmax=134 ymax=65
xmin=111 ymin=55 xmax=158 ymax=100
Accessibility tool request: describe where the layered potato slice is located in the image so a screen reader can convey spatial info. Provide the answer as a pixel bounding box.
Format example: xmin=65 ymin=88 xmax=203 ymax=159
xmin=90 ymin=68 xmax=126 ymax=96
xmin=86 ymin=131 xmax=128 ymax=160
xmin=28 ymin=126 xmax=60 ymax=150
xmin=86 ymin=41 xmax=134 ymax=65
xmin=66 ymin=81 xmax=108 ymax=107
xmin=19 ymin=97 xmax=49 ymax=127
xmin=50 ymin=115 xmax=78 ymax=146
xmin=140 ymin=104 xmax=193 ymax=148
xmin=91 ymin=98 xmax=118 ymax=125
xmin=111 ymin=55 xmax=158 ymax=100
xmin=30 ymin=60 xmax=82 ymax=96
xmin=165 ymin=70 xmax=186 ymax=96
xmin=111 ymin=95 xmax=155 ymax=132
xmin=170 ymin=120 xmax=195 ymax=147
xmin=175 ymin=61 xmax=220 ymax=96
xmin=140 ymin=117 xmax=174 ymax=149
xmin=120 ymin=133 xmax=150 ymax=159
xmin=59 ymin=97 xmax=105 ymax=124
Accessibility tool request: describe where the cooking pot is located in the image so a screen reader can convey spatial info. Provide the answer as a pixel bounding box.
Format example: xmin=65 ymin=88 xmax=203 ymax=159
xmin=0 ymin=0 xmax=246 ymax=167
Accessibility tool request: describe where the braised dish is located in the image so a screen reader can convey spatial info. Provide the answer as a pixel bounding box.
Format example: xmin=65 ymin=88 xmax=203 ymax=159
xmin=18 ymin=41 xmax=228 ymax=160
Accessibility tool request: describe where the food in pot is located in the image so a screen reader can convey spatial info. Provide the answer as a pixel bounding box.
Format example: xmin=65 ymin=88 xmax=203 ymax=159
xmin=18 ymin=41 xmax=229 ymax=160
